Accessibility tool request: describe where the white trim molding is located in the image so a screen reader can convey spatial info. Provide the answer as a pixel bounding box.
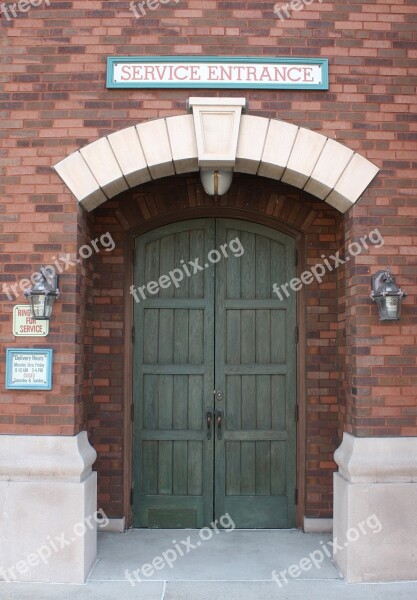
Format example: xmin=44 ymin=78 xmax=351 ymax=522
xmin=98 ymin=517 xmax=126 ymax=533
xmin=333 ymin=432 xmax=417 ymax=583
xmin=335 ymin=432 xmax=417 ymax=483
xmin=303 ymin=517 xmax=333 ymax=533
xmin=0 ymin=430 xmax=96 ymax=483
xmin=53 ymin=98 xmax=379 ymax=214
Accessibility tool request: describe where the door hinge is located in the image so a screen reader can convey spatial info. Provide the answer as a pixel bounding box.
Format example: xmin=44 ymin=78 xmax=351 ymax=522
xmin=295 ymin=326 xmax=299 ymax=344
xmin=131 ymin=404 xmax=135 ymax=422
xmin=132 ymin=325 xmax=135 ymax=343
xmin=295 ymin=404 xmax=299 ymax=423
xmin=130 ymin=487 xmax=134 ymax=505
xmin=295 ymin=488 xmax=298 ymax=505
xmin=295 ymin=248 xmax=298 ymax=267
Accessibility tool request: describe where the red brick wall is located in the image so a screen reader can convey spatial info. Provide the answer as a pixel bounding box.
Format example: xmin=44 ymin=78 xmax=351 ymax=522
xmin=84 ymin=209 xmax=126 ymax=516
xmin=344 ymin=198 xmax=417 ymax=437
xmin=1 ymin=0 xmax=416 ymax=517
xmin=304 ymin=203 xmax=341 ymax=516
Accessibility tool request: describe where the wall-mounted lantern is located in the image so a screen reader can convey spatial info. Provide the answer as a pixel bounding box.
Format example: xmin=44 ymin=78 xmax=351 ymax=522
xmin=200 ymin=169 xmax=233 ymax=198
xmin=24 ymin=267 xmax=60 ymax=321
xmin=370 ymin=267 xmax=407 ymax=321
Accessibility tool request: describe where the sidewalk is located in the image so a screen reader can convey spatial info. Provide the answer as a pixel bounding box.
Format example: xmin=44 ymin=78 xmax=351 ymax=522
xmin=2 ymin=529 xmax=417 ymax=599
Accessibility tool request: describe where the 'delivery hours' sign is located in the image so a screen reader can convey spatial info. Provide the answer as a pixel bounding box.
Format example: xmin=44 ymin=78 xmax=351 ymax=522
xmin=5 ymin=348 xmax=53 ymax=390
xmin=107 ymin=57 xmax=329 ymax=90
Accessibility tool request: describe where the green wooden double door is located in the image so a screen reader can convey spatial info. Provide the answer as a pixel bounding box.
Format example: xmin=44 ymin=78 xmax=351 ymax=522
xmin=133 ymin=219 xmax=297 ymax=529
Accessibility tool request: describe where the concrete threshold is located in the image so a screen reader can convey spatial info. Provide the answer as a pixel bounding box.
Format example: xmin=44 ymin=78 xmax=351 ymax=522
xmin=1 ymin=530 xmax=417 ymax=599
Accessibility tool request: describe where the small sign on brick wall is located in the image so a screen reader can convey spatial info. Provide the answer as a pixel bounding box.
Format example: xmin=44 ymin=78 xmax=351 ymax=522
xmin=107 ymin=56 xmax=329 ymax=90
xmin=5 ymin=348 xmax=53 ymax=390
xmin=13 ymin=305 xmax=49 ymax=337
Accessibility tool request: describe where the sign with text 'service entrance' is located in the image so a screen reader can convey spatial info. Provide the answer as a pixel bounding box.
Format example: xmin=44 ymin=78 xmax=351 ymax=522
xmin=107 ymin=57 xmax=329 ymax=90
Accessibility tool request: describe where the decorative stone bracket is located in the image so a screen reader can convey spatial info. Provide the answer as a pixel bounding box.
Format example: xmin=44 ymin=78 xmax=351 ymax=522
xmin=187 ymin=97 xmax=247 ymax=167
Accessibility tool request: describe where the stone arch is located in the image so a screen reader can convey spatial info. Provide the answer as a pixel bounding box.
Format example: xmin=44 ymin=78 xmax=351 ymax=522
xmin=53 ymin=99 xmax=379 ymax=215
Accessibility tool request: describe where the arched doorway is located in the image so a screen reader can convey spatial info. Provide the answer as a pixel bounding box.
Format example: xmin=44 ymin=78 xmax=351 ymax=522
xmin=84 ymin=171 xmax=344 ymax=531
xmin=132 ymin=218 xmax=297 ymax=528
xmin=52 ymin=101 xmax=379 ymax=535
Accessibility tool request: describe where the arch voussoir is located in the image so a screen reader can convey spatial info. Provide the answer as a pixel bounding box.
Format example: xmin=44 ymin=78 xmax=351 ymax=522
xmin=53 ymin=98 xmax=379 ymax=215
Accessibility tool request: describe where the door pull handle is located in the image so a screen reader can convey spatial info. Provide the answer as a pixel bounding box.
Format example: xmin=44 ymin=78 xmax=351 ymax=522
xmin=215 ymin=409 xmax=224 ymax=440
xmin=205 ymin=407 xmax=214 ymax=440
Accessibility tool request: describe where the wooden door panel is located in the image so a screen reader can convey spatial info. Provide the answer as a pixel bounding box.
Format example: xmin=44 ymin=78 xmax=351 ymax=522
xmin=133 ymin=220 xmax=215 ymax=528
xmin=215 ymin=219 xmax=296 ymax=528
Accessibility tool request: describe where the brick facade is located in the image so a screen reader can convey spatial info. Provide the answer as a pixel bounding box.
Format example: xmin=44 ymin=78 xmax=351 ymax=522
xmin=1 ymin=1 xmax=416 ymax=521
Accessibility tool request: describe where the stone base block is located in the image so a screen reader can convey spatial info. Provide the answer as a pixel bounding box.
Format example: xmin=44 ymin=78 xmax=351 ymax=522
xmin=334 ymin=433 xmax=417 ymax=583
xmin=0 ymin=432 xmax=97 ymax=584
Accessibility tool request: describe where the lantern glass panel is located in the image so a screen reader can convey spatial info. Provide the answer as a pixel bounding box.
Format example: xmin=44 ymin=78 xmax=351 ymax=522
xmin=30 ymin=294 xmax=47 ymax=319
xmin=385 ymin=296 xmax=400 ymax=320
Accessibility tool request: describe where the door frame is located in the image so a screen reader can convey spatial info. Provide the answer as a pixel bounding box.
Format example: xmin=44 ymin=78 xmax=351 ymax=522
xmin=122 ymin=208 xmax=306 ymax=530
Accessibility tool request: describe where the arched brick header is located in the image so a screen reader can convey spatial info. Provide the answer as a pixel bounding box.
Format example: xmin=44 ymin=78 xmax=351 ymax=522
xmin=53 ymin=105 xmax=379 ymax=215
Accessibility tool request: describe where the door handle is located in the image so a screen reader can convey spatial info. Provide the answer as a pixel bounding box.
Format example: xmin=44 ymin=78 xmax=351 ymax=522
xmin=205 ymin=407 xmax=214 ymax=440
xmin=215 ymin=409 xmax=224 ymax=440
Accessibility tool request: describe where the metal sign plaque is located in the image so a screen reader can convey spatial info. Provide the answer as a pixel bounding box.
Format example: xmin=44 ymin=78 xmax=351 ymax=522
xmin=5 ymin=348 xmax=53 ymax=390
xmin=13 ymin=305 xmax=49 ymax=337
xmin=107 ymin=56 xmax=329 ymax=90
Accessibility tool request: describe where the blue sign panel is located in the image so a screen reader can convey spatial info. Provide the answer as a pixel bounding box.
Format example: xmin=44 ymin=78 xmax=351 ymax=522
xmin=107 ymin=56 xmax=329 ymax=90
xmin=5 ymin=348 xmax=53 ymax=390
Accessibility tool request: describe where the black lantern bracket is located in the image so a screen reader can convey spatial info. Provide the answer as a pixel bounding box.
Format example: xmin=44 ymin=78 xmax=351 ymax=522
xmin=370 ymin=267 xmax=407 ymax=321
xmin=23 ymin=267 xmax=60 ymax=321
